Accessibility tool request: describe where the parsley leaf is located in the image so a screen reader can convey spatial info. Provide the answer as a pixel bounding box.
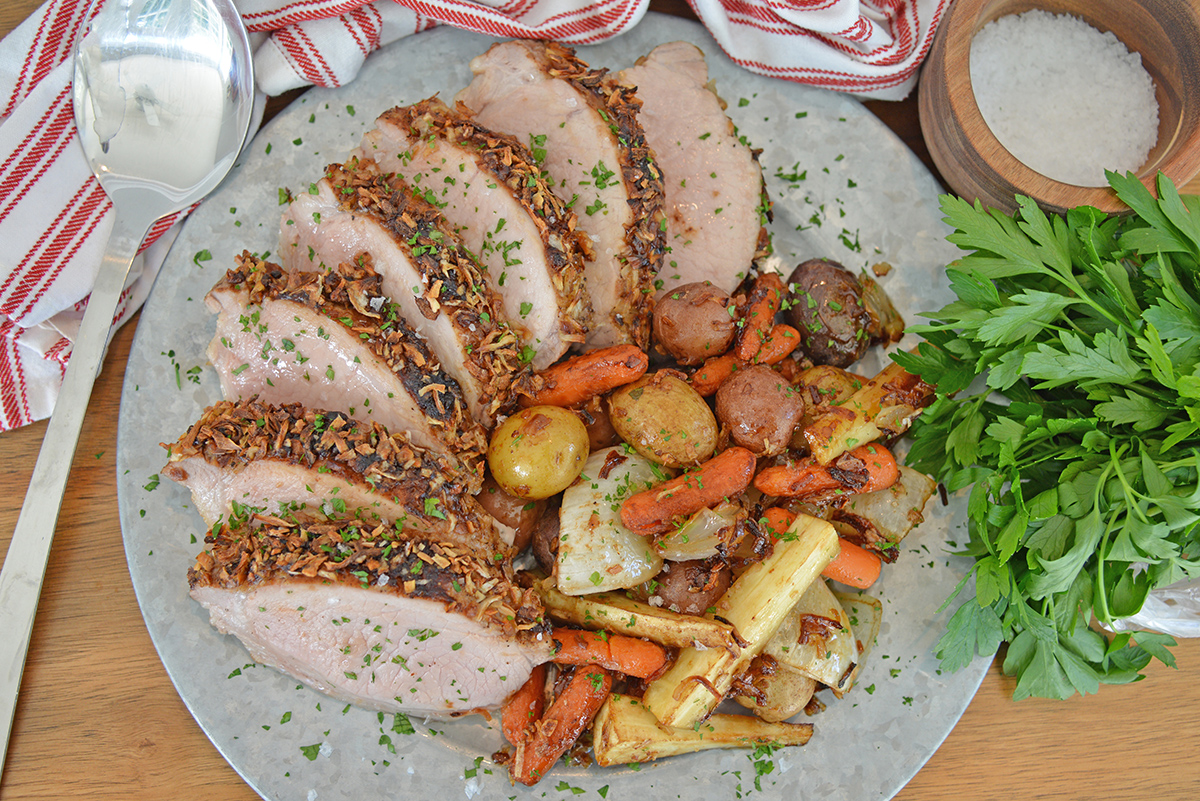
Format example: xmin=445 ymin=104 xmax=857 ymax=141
xmin=908 ymin=172 xmax=1199 ymax=700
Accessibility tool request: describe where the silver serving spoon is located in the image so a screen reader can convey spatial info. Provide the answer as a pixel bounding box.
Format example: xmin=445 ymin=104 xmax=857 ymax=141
xmin=0 ymin=0 xmax=253 ymax=772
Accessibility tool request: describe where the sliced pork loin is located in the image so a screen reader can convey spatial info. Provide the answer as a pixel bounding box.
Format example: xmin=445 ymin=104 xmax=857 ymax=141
xmin=279 ymin=157 xmax=526 ymax=426
xmin=618 ymin=42 xmax=771 ymax=295
xmin=358 ymin=97 xmax=592 ymax=370
xmin=189 ymin=512 xmax=553 ymax=717
xmin=162 ymin=398 xmax=508 ymax=554
xmin=206 ymin=252 xmax=488 ymax=483
xmin=457 ymin=41 xmax=667 ymax=349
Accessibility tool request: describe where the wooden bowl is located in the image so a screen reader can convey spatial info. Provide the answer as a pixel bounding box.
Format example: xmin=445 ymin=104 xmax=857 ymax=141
xmin=918 ymin=0 xmax=1200 ymax=214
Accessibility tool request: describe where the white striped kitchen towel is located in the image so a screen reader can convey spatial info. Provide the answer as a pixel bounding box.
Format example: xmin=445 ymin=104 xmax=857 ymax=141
xmin=0 ymin=0 xmax=944 ymax=431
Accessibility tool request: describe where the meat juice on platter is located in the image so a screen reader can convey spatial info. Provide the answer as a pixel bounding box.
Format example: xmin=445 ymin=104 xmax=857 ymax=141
xmin=118 ymin=15 xmax=986 ymax=801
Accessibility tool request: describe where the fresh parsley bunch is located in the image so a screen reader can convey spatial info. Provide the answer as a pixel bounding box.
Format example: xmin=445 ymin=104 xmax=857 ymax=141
xmin=897 ymin=172 xmax=1200 ymax=700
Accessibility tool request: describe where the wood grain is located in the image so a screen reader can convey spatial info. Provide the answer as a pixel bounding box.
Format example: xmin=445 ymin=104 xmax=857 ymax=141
xmin=2 ymin=2 xmax=1199 ymax=799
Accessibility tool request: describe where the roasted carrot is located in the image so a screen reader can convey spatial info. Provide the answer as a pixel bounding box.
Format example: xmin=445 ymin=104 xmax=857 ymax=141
xmin=753 ymin=324 xmax=802 ymax=365
xmin=735 ymin=273 xmax=785 ymax=362
xmin=620 ymin=447 xmax=757 ymax=536
xmin=760 ymin=506 xmax=882 ymax=589
xmin=550 ymin=628 xmax=669 ymax=679
xmin=519 ymin=345 xmax=648 ymax=408
xmin=501 ymin=663 xmax=547 ymax=747
xmin=760 ymin=506 xmax=798 ymax=541
xmin=823 ymin=537 xmax=883 ymax=589
xmin=754 ymin=443 xmax=899 ymax=499
xmin=511 ymin=664 xmax=612 ymax=786
xmin=690 ymin=325 xmax=802 ymax=397
xmin=755 ymin=462 xmax=841 ymax=498
xmin=690 ymin=353 xmax=740 ymax=397
xmin=855 ymin=442 xmax=900 ymax=491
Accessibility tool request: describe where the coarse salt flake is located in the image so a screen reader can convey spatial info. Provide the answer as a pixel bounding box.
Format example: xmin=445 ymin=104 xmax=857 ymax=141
xmin=970 ymin=10 xmax=1159 ymax=186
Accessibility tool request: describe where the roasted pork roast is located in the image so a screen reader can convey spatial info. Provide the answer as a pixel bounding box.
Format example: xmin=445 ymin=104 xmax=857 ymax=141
xmin=189 ymin=511 xmax=553 ymax=717
xmin=458 ymin=41 xmax=666 ymax=349
xmin=279 ymin=158 xmax=527 ymax=426
xmin=162 ymin=399 xmax=507 ymax=553
xmin=618 ymin=42 xmax=770 ymax=294
xmin=206 ymin=252 xmax=488 ymax=478
xmin=358 ymin=98 xmax=592 ymax=370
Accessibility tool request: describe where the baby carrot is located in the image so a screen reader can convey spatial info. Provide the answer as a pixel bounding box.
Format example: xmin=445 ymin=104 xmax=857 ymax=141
xmin=501 ymin=664 xmax=547 ymax=747
xmin=550 ymin=628 xmax=669 ymax=679
xmin=760 ymin=506 xmax=798 ymax=541
xmin=511 ymin=664 xmax=612 ymax=786
xmin=760 ymin=506 xmax=882 ymax=589
xmin=754 ymin=443 xmax=898 ymax=499
xmin=690 ymin=325 xmax=801 ymax=397
xmin=753 ymin=324 xmax=801 ymax=365
xmin=519 ymin=345 xmax=648 ymax=408
xmin=620 ymin=447 xmax=757 ymax=536
xmin=690 ymin=353 xmax=740 ymax=397
xmin=735 ymin=273 xmax=785 ymax=362
xmin=822 ymin=537 xmax=883 ymax=589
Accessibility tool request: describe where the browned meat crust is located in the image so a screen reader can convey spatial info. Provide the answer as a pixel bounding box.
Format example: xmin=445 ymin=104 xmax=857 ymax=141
xmin=378 ymin=98 xmax=592 ymax=350
xmin=189 ymin=511 xmax=550 ymax=642
xmin=323 ymin=157 xmax=531 ymax=422
xmin=162 ymin=398 xmax=499 ymax=549
xmin=534 ymin=41 xmax=667 ymax=348
xmin=214 ymin=251 xmax=488 ymax=485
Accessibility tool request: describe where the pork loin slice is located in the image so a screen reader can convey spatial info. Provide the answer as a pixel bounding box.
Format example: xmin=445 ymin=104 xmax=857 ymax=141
xmin=206 ymin=252 xmax=487 ymax=485
xmin=618 ymin=42 xmax=770 ymax=295
xmin=279 ymin=158 xmax=526 ymax=426
xmin=162 ymin=398 xmax=507 ymax=555
xmin=457 ymin=41 xmax=667 ymax=349
xmin=359 ymin=98 xmax=591 ymax=370
xmin=189 ymin=513 xmax=552 ymax=716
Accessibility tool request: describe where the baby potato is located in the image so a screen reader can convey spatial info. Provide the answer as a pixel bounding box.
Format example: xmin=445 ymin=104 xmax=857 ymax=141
xmin=646 ymin=560 xmax=733 ymax=616
xmin=790 ymin=364 xmax=863 ymax=450
xmin=609 ymin=372 xmax=718 ymax=467
xmin=652 ymin=281 xmax=737 ymax=365
xmin=487 ymin=406 xmax=589 ymax=499
xmin=715 ymin=364 xmax=806 ymax=457
xmin=785 ymin=259 xmax=873 ymax=367
xmin=474 ymin=473 xmax=546 ymax=552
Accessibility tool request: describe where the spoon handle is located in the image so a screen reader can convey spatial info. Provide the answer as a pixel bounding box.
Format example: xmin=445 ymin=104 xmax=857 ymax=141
xmin=0 ymin=207 xmax=153 ymax=769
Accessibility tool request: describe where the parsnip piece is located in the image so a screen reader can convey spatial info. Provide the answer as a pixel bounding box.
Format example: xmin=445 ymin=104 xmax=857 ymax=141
xmin=533 ymin=576 xmax=737 ymax=651
xmin=593 ymin=693 xmax=812 ymax=766
xmin=641 ymin=514 xmax=838 ymax=728
xmin=731 ymin=656 xmax=818 ymax=723
xmin=557 ymin=446 xmax=664 ymax=594
xmin=804 ymin=358 xmax=933 ymax=464
xmin=803 ymin=405 xmax=880 ymax=467
xmin=765 ymin=578 xmax=857 ymax=694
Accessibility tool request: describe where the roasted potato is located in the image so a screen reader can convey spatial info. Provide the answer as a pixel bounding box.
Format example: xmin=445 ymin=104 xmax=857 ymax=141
xmin=652 ymin=281 xmax=737 ymax=365
xmin=785 ymin=258 xmax=873 ymax=367
xmin=645 ymin=559 xmax=732 ymax=616
xmin=474 ymin=473 xmax=545 ymax=551
xmin=715 ymin=364 xmax=806 ymax=456
xmin=578 ymin=394 xmax=621 ymax=450
xmin=609 ymin=372 xmax=718 ymax=467
xmin=487 ymin=405 xmax=589 ymax=499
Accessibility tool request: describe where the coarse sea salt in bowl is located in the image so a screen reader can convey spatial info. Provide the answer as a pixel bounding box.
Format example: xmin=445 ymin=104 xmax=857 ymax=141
xmin=918 ymin=0 xmax=1200 ymax=215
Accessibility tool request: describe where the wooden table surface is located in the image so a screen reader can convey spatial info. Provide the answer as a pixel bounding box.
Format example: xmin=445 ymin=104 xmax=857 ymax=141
xmin=1 ymin=2 xmax=1198 ymax=799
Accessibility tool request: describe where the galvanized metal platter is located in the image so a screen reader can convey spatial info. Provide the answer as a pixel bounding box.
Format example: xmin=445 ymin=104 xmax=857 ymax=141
xmin=116 ymin=12 xmax=990 ymax=801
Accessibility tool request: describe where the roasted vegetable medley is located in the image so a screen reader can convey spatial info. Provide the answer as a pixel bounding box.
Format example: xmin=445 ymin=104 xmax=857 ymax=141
xmin=483 ymin=261 xmax=939 ymax=784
